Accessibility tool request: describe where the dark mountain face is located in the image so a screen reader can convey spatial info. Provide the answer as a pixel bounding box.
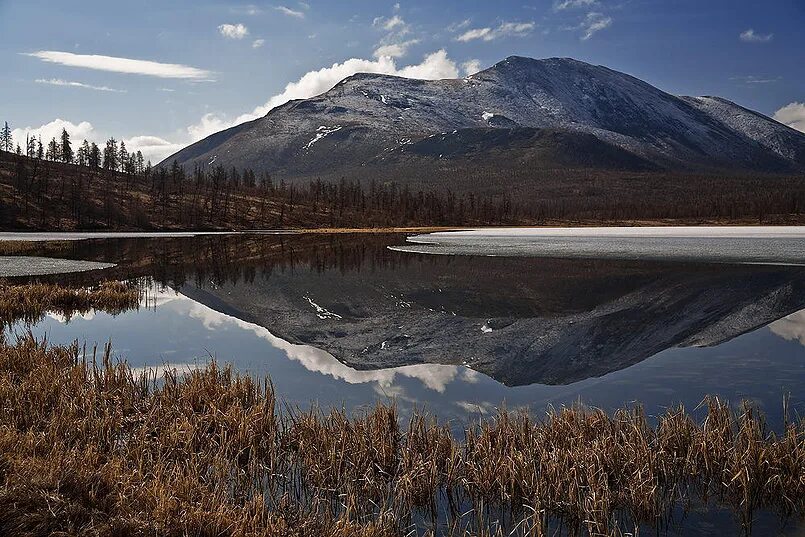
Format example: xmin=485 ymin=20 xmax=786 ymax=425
xmin=161 ymin=56 xmax=805 ymax=182
xmin=178 ymin=252 xmax=805 ymax=387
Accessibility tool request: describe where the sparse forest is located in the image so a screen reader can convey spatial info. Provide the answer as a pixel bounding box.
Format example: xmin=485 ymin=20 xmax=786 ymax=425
xmin=1 ymin=120 xmax=804 ymax=230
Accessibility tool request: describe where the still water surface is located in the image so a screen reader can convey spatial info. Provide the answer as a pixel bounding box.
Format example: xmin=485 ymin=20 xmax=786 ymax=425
xmin=2 ymin=231 xmax=804 ymax=535
xmin=2 ymin=232 xmax=802 ymax=428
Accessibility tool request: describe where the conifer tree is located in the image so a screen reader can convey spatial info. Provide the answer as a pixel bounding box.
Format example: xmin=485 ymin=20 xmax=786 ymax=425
xmin=26 ymin=134 xmax=36 ymax=158
xmin=60 ymin=128 xmax=73 ymax=163
xmin=46 ymin=137 xmax=60 ymax=161
xmin=89 ymin=142 xmax=101 ymax=168
xmin=0 ymin=122 xmax=11 ymax=152
xmin=103 ymin=138 xmax=118 ymax=170
xmin=36 ymin=136 xmax=44 ymax=159
xmin=77 ymin=139 xmax=90 ymax=166
xmin=118 ymin=140 xmax=128 ymax=172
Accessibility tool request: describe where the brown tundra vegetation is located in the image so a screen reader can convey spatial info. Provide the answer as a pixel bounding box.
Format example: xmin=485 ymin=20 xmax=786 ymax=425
xmin=0 ymin=327 xmax=801 ymax=536
xmin=0 ymin=280 xmax=802 ymax=535
xmin=0 ymin=280 xmax=141 ymax=327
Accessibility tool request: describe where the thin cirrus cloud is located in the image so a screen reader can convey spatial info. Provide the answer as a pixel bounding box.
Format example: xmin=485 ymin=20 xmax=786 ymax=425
xmin=730 ymin=75 xmax=780 ymax=85
xmin=275 ymin=6 xmax=305 ymax=18
xmin=553 ymin=0 xmax=597 ymax=10
xmin=19 ymin=50 xmax=480 ymax=164
xmin=23 ymin=50 xmax=213 ymax=80
xmin=218 ymin=23 xmax=249 ymax=39
xmin=252 ymin=39 xmax=266 ymax=49
xmin=739 ymin=29 xmax=773 ymax=43
xmin=579 ymin=12 xmax=612 ymax=40
xmin=456 ymin=22 xmax=535 ymax=42
xmin=35 ymin=78 xmax=126 ymax=93
xmin=373 ymin=14 xmax=406 ymax=32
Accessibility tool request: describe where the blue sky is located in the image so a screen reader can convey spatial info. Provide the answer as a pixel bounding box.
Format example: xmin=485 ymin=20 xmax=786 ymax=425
xmin=1 ymin=0 xmax=803 ymax=162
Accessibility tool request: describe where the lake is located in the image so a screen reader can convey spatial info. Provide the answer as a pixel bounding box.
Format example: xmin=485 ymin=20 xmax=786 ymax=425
xmin=1 ymin=230 xmax=804 ymax=535
xmin=2 ymin=230 xmax=804 ymax=424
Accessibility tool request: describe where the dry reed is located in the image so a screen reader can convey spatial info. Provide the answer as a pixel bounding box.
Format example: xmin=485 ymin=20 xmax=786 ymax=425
xmin=0 ymin=280 xmax=142 ymax=326
xmin=0 ymin=335 xmax=801 ymax=536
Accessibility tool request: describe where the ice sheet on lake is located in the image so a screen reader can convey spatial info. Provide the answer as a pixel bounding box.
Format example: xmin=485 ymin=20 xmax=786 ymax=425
xmin=0 ymin=256 xmax=115 ymax=277
xmin=391 ymin=227 xmax=805 ymax=265
xmin=0 ymin=231 xmax=293 ymax=242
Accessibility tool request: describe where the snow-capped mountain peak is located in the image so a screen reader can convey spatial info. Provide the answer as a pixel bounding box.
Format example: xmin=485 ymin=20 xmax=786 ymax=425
xmin=163 ymin=56 xmax=805 ymax=180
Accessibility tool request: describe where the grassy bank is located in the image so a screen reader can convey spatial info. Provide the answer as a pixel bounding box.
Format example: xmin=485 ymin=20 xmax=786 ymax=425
xmin=0 ymin=332 xmax=801 ymax=536
xmin=0 ymin=280 xmax=141 ymax=327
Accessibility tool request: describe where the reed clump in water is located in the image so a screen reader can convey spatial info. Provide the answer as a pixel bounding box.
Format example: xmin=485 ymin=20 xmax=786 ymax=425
xmin=0 ymin=335 xmax=801 ymax=536
xmin=0 ymin=280 xmax=142 ymax=326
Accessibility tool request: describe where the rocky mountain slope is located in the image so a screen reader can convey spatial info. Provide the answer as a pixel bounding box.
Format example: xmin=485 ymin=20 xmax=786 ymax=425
xmin=163 ymin=56 xmax=805 ymax=181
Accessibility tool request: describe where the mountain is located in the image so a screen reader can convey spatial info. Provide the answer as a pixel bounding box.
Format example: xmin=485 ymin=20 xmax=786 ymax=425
xmin=162 ymin=56 xmax=805 ymax=183
xmin=178 ymin=253 xmax=805 ymax=387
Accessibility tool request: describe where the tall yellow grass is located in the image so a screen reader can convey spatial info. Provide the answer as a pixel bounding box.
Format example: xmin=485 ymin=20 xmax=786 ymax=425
xmin=0 ymin=280 xmax=142 ymax=326
xmin=0 ymin=335 xmax=800 ymax=536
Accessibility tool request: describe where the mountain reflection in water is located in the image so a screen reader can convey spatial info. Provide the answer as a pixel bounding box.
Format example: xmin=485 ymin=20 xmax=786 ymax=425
xmin=4 ymin=232 xmax=804 ymax=427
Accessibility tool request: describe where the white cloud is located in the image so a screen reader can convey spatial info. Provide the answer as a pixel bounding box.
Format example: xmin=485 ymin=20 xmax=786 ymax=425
xmin=579 ymin=12 xmax=612 ymax=40
xmin=180 ymin=292 xmax=460 ymax=393
xmin=395 ymin=49 xmax=459 ymax=79
xmin=218 ymin=23 xmax=249 ymax=39
xmin=773 ymin=102 xmax=805 ymax=133
xmin=186 ymin=113 xmax=235 ymax=143
xmin=125 ymin=135 xmax=186 ymax=163
xmin=252 ymin=38 xmax=265 ymax=48
xmin=769 ymin=311 xmax=805 ymax=346
xmin=456 ymin=21 xmax=534 ymax=42
xmin=739 ymin=29 xmax=773 ymax=43
xmin=19 ymin=50 xmax=463 ymax=165
xmin=231 ymin=4 xmax=262 ymax=16
xmin=447 ymin=19 xmax=471 ymax=33
xmin=554 ymin=0 xmax=597 ymax=10
xmin=456 ymin=27 xmax=492 ymax=42
xmin=190 ymin=49 xmax=460 ymax=139
xmin=23 ymin=50 xmax=213 ymax=80
xmin=455 ymin=400 xmax=498 ymax=415
xmin=11 ymin=118 xmax=96 ymax=148
xmin=373 ymin=14 xmax=407 ymax=32
xmin=275 ymin=6 xmax=305 ymax=18
xmin=9 ymin=118 xmax=182 ymax=163
xmin=730 ymin=75 xmax=781 ymax=85
xmin=373 ymin=39 xmax=419 ymax=59
xmin=461 ymin=59 xmax=482 ymax=76
xmin=35 ymin=78 xmax=126 ymax=93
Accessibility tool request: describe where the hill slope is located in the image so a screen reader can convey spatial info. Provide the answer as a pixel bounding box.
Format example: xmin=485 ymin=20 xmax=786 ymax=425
xmin=162 ymin=56 xmax=805 ymax=182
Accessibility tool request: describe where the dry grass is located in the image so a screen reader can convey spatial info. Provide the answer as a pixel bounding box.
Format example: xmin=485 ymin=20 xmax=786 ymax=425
xmin=0 ymin=280 xmax=142 ymax=326
xmin=0 ymin=335 xmax=800 ymax=536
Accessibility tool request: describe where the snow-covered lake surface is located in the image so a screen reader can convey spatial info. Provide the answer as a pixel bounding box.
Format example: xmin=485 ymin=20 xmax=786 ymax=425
xmin=0 ymin=231 xmax=293 ymax=242
xmin=0 ymin=256 xmax=115 ymax=277
xmin=393 ymin=227 xmax=805 ymax=264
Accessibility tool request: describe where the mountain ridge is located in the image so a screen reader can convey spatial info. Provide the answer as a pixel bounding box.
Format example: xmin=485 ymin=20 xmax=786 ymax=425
xmin=161 ymin=56 xmax=805 ymax=184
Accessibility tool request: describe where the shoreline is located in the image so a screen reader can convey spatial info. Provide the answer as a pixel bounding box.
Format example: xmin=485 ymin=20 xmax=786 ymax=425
xmin=3 ymin=217 xmax=805 ymax=240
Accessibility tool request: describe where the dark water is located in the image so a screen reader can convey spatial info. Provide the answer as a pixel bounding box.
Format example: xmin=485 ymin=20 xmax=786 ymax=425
xmin=2 ymin=232 xmax=804 ymax=535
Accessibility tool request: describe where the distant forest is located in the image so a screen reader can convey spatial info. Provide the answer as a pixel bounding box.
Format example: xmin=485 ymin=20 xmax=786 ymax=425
xmin=1 ymin=121 xmax=804 ymax=230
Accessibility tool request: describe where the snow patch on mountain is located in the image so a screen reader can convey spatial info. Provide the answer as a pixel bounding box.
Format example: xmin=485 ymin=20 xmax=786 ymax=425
xmin=304 ymin=125 xmax=343 ymax=150
xmin=164 ymin=56 xmax=805 ymax=175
